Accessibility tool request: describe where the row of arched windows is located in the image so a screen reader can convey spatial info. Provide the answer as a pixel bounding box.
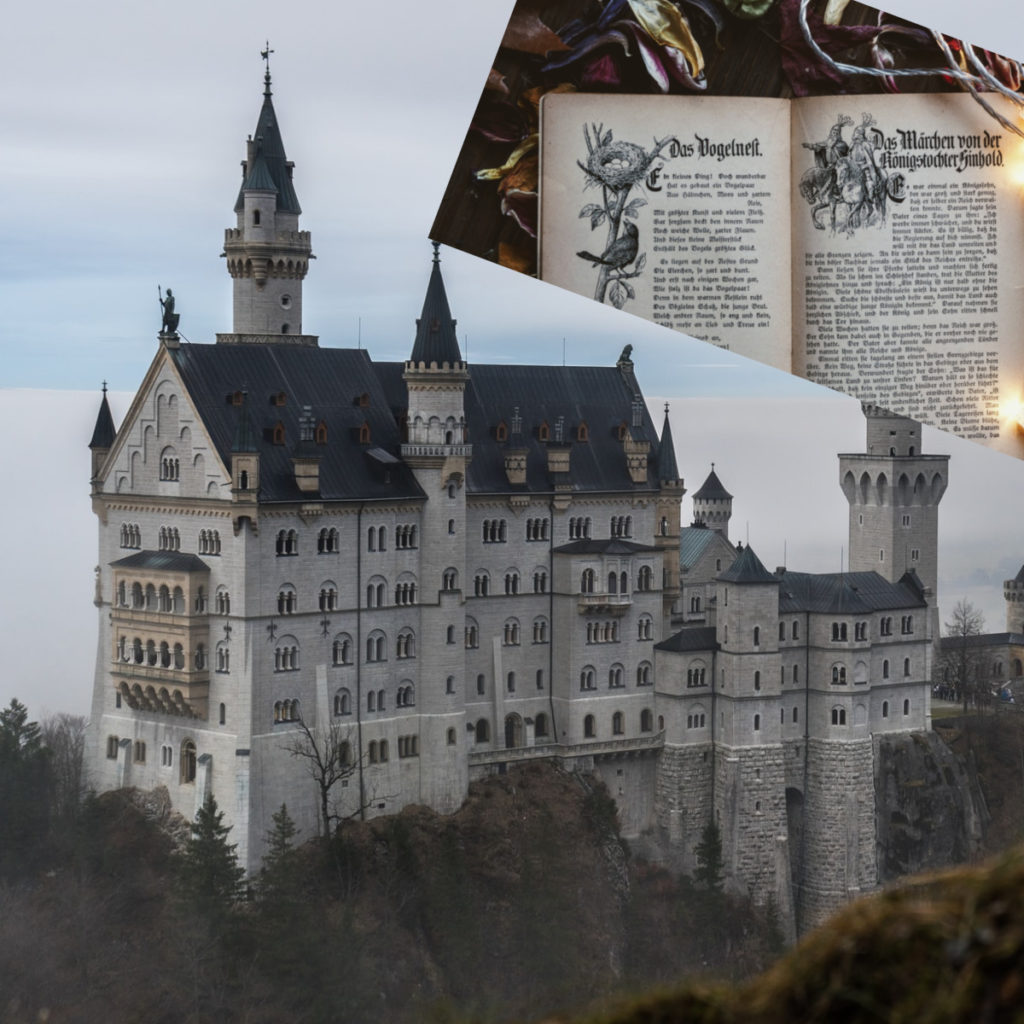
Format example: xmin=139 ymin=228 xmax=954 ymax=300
xmin=398 ymin=735 xmax=419 ymax=758
xmin=117 ymin=580 xmax=186 ymax=614
xmin=276 ymin=529 xmax=298 ymax=556
xmin=198 ymin=529 xmax=221 ymax=555
xmin=160 ymin=453 xmax=180 ymax=481
xmin=119 ymin=523 xmax=141 ymax=549
xmin=274 ymin=699 xmax=300 ymax=723
xmin=610 ymin=516 xmax=632 ymax=538
xmin=580 ymin=566 xmax=653 ymax=594
xmin=568 ymin=516 xmax=592 ymax=539
xmin=526 ymin=517 xmax=549 ymax=541
xmin=318 ymin=528 xmax=339 ymax=553
xmin=579 ymin=662 xmax=653 ymax=690
xmin=116 ymin=635 xmax=206 ymax=671
xmin=582 ymin=708 xmax=655 ymax=739
xmin=586 ymin=620 xmax=619 ymax=644
xmin=108 ymin=735 xmax=197 ymax=782
xmin=158 ymin=526 xmax=180 ymax=551
xmin=471 ymin=568 xmax=548 ymax=596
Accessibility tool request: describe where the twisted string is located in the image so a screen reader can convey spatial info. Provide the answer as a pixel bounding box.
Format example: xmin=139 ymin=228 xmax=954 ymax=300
xmin=797 ymin=0 xmax=1024 ymax=139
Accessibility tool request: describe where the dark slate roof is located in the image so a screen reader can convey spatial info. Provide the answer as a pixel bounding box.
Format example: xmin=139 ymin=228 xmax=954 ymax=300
xmin=409 ymin=248 xmax=462 ymax=366
xmin=679 ymin=526 xmax=733 ymax=570
xmin=169 ymin=344 xmax=423 ymax=503
xmin=1014 ymin=565 xmax=1024 ymax=584
xmin=89 ymin=389 xmax=116 ymax=449
xmin=719 ymin=545 xmax=776 ymax=584
xmin=111 ymin=551 xmax=210 ymax=573
xmin=231 ymin=391 xmax=258 ymax=452
xmin=555 ymin=539 xmax=658 ymax=555
xmin=656 ymin=626 xmax=718 ymax=653
xmin=693 ymin=466 xmax=732 ymax=501
xmin=657 ymin=407 xmax=679 ymax=482
xmin=376 ymin=360 xmax=663 ymax=495
xmin=776 ymin=570 xmax=926 ymax=614
xmin=940 ymin=632 xmax=1024 ymax=650
xmin=234 ymin=76 xmax=301 ymax=214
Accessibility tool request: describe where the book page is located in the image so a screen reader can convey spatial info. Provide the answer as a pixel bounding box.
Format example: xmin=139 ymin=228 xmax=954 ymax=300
xmin=539 ymin=94 xmax=793 ymax=371
xmin=792 ymin=93 xmax=1024 ymax=457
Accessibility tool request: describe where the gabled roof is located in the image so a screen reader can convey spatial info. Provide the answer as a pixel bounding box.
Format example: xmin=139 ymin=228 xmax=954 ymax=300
xmin=409 ymin=246 xmax=462 ymax=366
xmin=940 ymin=632 xmax=1024 ymax=649
xmin=111 ymin=551 xmax=210 ymax=573
xmin=234 ymin=74 xmax=301 ymax=214
xmin=89 ymin=387 xmax=116 ymax=449
xmin=679 ymin=526 xmax=734 ymax=571
xmin=719 ymin=545 xmax=776 ymax=584
xmin=168 ymin=344 xmax=423 ymax=503
xmin=776 ymin=570 xmax=926 ymax=613
xmin=1014 ymin=564 xmax=1024 ymax=584
xmin=693 ymin=466 xmax=732 ymax=501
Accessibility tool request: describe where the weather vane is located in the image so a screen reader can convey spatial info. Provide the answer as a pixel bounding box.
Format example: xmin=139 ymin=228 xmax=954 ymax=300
xmin=261 ymin=41 xmax=274 ymax=73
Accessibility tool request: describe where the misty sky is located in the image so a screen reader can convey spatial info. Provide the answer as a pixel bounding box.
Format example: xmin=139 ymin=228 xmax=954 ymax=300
xmin=2 ymin=0 xmax=1023 ymax=718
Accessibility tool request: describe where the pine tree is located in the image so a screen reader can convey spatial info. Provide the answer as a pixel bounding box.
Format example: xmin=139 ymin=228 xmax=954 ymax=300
xmin=694 ymin=819 xmax=725 ymax=893
xmin=258 ymin=803 xmax=301 ymax=903
xmin=0 ymin=698 xmax=51 ymax=877
xmin=175 ymin=793 xmax=246 ymax=917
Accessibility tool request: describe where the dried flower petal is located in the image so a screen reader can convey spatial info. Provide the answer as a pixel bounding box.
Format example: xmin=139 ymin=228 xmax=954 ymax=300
xmin=502 ymin=9 xmax=570 ymax=56
xmin=822 ymin=0 xmax=852 ymax=26
xmin=475 ymin=136 xmax=538 ymax=182
xmin=626 ymin=0 xmax=705 ymax=76
xmin=485 ymin=68 xmax=510 ymax=95
xmin=721 ymin=0 xmax=778 ymax=19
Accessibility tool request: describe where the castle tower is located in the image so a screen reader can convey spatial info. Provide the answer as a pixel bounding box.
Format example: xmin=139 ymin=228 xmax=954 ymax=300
xmin=713 ymin=546 xmax=792 ymax=924
xmin=1005 ymin=565 xmax=1024 ymax=633
xmin=692 ymin=465 xmax=732 ymax=539
xmin=88 ymin=383 xmax=116 ymax=494
xmin=839 ymin=405 xmax=948 ymax=596
xmin=221 ymin=62 xmax=314 ymax=343
xmin=655 ymin=405 xmax=685 ymax=630
xmin=401 ymin=243 xmax=471 ymax=810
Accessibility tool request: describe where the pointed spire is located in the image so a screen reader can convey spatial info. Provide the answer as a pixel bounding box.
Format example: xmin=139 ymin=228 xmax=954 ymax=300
xmin=409 ymin=243 xmax=463 ymax=366
xmin=231 ymin=391 xmax=257 ymax=452
xmin=89 ymin=382 xmax=116 ymax=449
xmin=234 ymin=54 xmax=300 ymax=214
xmin=718 ymin=545 xmax=777 ymax=584
xmin=693 ymin=464 xmax=732 ymax=501
xmin=657 ymin=403 xmax=679 ymax=482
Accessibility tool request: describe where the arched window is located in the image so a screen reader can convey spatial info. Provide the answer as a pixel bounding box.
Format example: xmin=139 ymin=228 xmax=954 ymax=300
xmin=831 ymin=707 xmax=847 ymax=726
xmin=275 ymin=529 xmax=298 ymax=556
xmin=465 ymin=619 xmax=479 ymax=649
xmin=535 ymin=712 xmax=549 ymax=738
xmin=580 ymin=667 xmax=596 ymax=691
xmin=476 ymin=673 xmax=486 ymax=695
xmin=180 ymin=739 xmax=197 ymax=783
xmin=612 ymin=711 xmax=624 ymax=735
xmin=638 ymin=615 xmax=653 ymax=640
xmin=396 ymin=630 xmax=416 ymax=659
xmin=608 ymin=664 xmax=624 ymax=688
xmin=334 ymin=689 xmax=351 ymax=716
xmin=475 ymin=719 xmax=490 ymax=743
xmin=273 ymin=638 xmax=299 ymax=672
xmin=637 ymin=565 xmax=653 ymax=591
xmin=366 ymin=631 xmax=386 ymax=662
xmin=753 ymin=626 xmax=760 ymax=647
xmin=640 ymin=708 xmax=653 ymax=732
xmin=903 ymin=657 xmax=911 ymax=678
xmin=505 ymin=571 xmax=520 ymax=595
xmin=215 ymin=644 xmax=229 ymax=673
xmin=503 ymin=619 xmax=520 ymax=646
xmin=215 ymin=587 xmax=231 ymax=615
xmin=882 ymin=659 xmax=890 ymax=679
xmin=754 ymin=670 xmax=761 ymax=691
xmin=533 ymin=569 xmax=548 ymax=593
xmin=903 ymin=698 xmax=910 ymax=716
xmin=447 ymin=728 xmax=457 ymax=746
xmin=581 ymin=568 xmax=595 ymax=594
xmin=277 ymin=585 xmax=297 ymax=615
xmin=319 ymin=583 xmax=339 ymax=611
xmin=636 ymin=661 xmax=652 ymax=686
xmin=442 ymin=567 xmax=458 ymax=591
xmin=474 ymin=571 xmax=490 ymax=597
xmin=753 ymin=714 xmax=761 ymax=731
xmin=532 ymin=617 xmax=549 ymax=644
xmin=882 ymin=700 xmax=890 ymax=718
xmin=584 ymin=715 xmax=596 ymax=739
xmin=333 ymin=633 xmax=353 ymax=665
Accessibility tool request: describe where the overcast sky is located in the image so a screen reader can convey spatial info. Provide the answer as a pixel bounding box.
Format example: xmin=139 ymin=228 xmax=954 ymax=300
xmin=3 ymin=0 xmax=1023 ymax=718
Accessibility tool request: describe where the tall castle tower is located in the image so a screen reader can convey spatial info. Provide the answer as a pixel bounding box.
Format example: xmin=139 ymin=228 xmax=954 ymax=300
xmin=400 ymin=243 xmax=471 ymax=810
xmin=692 ymin=466 xmax=732 ymax=539
xmin=221 ymin=61 xmax=314 ymax=343
xmin=839 ymin=405 xmax=948 ymax=596
xmin=655 ymin=406 xmax=685 ymax=630
xmin=1004 ymin=566 xmax=1024 ymax=634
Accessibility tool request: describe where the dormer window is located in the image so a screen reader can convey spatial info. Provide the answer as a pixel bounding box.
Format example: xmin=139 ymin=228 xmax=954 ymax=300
xmin=271 ymin=392 xmax=287 ymax=407
xmin=272 ymin=421 xmax=285 ymax=445
xmin=359 ymin=421 xmax=371 ymax=444
xmin=576 ymin=421 xmax=589 ymax=442
xmin=496 ymin=421 xmax=508 ymax=442
xmin=315 ymin=420 xmax=328 ymax=445
xmin=538 ymin=421 xmax=550 ymax=442
xmin=617 ymin=421 xmax=628 ymax=441
xmin=227 ymin=391 xmax=244 ymax=406
xmin=355 ymin=393 xmax=370 ymax=408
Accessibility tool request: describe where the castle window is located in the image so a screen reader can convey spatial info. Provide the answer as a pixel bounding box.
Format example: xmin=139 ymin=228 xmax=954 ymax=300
xmin=396 ymin=630 xmax=416 ymax=659
xmin=792 ymin=621 xmax=799 ymax=640
xmin=482 ymin=519 xmax=507 ymax=543
xmin=273 ymin=639 xmax=299 ymax=672
xmin=506 ymin=672 xmax=516 ymax=693
xmin=638 ymin=615 xmax=653 ymax=640
xmin=194 ymin=644 xmax=207 ymax=670
xmin=397 ymin=683 xmax=415 ymax=707
xmin=358 ymin=422 xmax=371 ymax=444
xmin=612 ymin=711 xmax=624 ymax=736
xmin=366 ymin=578 xmax=387 ymax=608
xmin=277 ymin=586 xmax=297 ymax=615
xmin=474 ymin=571 xmax=490 ymax=597
xmin=854 ymin=621 xmax=867 ymax=641
xmin=504 ymin=571 xmax=520 ymax=595
xmin=716 ymin=559 xmax=722 ymax=571
xmin=577 ymin=421 xmax=589 ymax=442
xmin=334 ymin=688 xmax=352 ymax=716
xmin=181 ymin=739 xmax=197 ymax=783
xmin=609 ymin=665 xmax=624 ymax=689
xmin=903 ymin=658 xmax=911 ymax=677
xmin=880 ymin=616 xmax=893 ymax=636
xmin=272 ymin=421 xmax=286 ymax=445
xmin=690 ymin=595 xmax=702 ymax=613
xmin=161 ymin=744 xmax=173 ymax=767
xmin=447 ymin=728 xmax=457 ymax=745
xmin=394 ymin=579 xmax=417 ymax=605
xmin=536 ymin=669 xmax=544 ymax=690
xmin=580 ymin=667 xmax=596 ymax=691
xmin=830 ymin=707 xmax=847 ymax=726
xmin=533 ymin=570 xmax=548 ymax=594
xmin=319 ymin=585 xmax=339 ymax=611
xmin=475 ymin=719 xmax=490 ymax=743
xmin=158 ymin=526 xmax=180 ymax=551
xmin=448 ymin=519 xmax=455 ymax=535
xmin=446 ymin=625 xmax=456 ymax=645
xmin=831 ymin=664 xmax=847 ymax=685
xmin=901 ymin=514 xmax=911 ymax=527
xmin=911 ymin=548 xmax=920 ymax=561
xmin=535 ymin=713 xmax=549 ymax=738
xmin=754 ymin=671 xmax=761 ymax=691
xmin=477 ymin=674 xmax=485 ymax=696
xmin=526 ymin=517 xmax=549 ymax=541
xmin=640 ymin=709 xmax=653 ymax=733
xmin=903 ymin=699 xmax=910 ymax=716
xmin=465 ymin=619 xmax=479 ymax=649
xmin=792 ymin=707 xmax=799 ymax=723
xmin=378 ymin=738 xmax=389 ymax=762
xmin=637 ymin=662 xmax=652 ymax=686
xmin=581 ymin=569 xmax=595 ymax=594
xmin=332 ymin=633 xmax=353 ymax=665
xmin=215 ymin=587 xmax=230 ymax=615
xmin=253 ymin=209 xmax=260 ymax=225
xmin=442 ymin=568 xmax=458 ymax=591
xmin=318 ymin=527 xmax=340 ymax=553
xmin=276 ymin=529 xmax=298 ymax=556
xmin=779 ymin=622 xmax=786 ymax=641
xmin=882 ymin=659 xmax=890 ymax=679
xmin=219 ymin=703 xmax=226 ymax=725
xmin=584 ymin=715 xmax=596 ymax=738
xmin=637 ymin=566 xmax=653 ymax=592
xmin=367 ymin=691 xmax=376 ymax=713
xmin=368 ymin=740 xmax=378 ymax=763
xmin=879 ymin=549 xmax=885 ymax=562
xmin=395 ymin=524 xmax=417 ymax=548
xmin=882 ymin=700 xmax=889 ymax=718
xmin=753 ymin=714 xmax=760 ymax=731
xmin=215 ymin=644 xmax=230 ymax=673
xmin=446 ymin=676 xmax=455 ymax=695
xmin=753 ymin=626 xmax=760 ymax=647
xmin=365 ymin=632 xmax=385 ymax=662
xmin=160 ymin=449 xmax=180 ymax=482
xmin=199 ymin=529 xmax=221 ymax=555
xmin=793 ymin=664 xmax=799 ymax=683
xmin=532 ymin=617 xmax=549 ymax=644
xmin=503 ymin=619 xmax=521 ymax=646
xmin=901 ymin=615 xmax=914 ymax=635
xmin=106 ymin=735 xmax=119 ymax=759
xmin=538 ymin=421 xmax=550 ymax=442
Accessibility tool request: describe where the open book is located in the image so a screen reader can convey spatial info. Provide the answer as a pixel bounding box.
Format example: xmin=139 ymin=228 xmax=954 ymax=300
xmin=539 ymin=92 xmax=1024 ymax=455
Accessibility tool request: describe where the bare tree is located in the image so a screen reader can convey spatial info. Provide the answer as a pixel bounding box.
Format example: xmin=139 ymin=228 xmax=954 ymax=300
xmin=40 ymin=713 xmax=88 ymax=825
xmin=943 ymin=599 xmax=988 ymax=713
xmin=281 ymin=718 xmax=359 ymax=837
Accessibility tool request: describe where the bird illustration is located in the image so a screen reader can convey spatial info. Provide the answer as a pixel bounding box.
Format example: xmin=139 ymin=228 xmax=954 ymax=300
xmin=576 ymin=221 xmax=639 ymax=269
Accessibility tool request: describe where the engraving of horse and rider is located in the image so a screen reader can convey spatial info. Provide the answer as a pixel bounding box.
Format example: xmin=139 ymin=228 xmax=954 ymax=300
xmin=800 ymin=113 xmax=906 ymax=235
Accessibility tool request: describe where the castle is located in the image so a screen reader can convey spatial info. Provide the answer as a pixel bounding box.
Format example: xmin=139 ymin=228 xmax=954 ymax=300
xmin=86 ymin=69 xmax=948 ymax=934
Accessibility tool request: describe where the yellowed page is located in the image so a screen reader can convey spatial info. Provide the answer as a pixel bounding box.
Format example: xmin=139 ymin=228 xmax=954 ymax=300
xmin=792 ymin=93 xmax=1024 ymax=457
xmin=539 ymin=93 xmax=792 ymax=371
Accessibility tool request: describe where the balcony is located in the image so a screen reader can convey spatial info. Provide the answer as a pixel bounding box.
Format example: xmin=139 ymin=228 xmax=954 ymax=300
xmin=469 ymin=731 xmax=664 ymax=767
xmin=578 ymin=592 xmax=632 ymax=614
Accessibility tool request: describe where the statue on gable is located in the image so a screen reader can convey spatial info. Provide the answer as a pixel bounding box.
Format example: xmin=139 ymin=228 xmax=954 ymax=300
xmin=158 ymin=285 xmax=180 ymax=337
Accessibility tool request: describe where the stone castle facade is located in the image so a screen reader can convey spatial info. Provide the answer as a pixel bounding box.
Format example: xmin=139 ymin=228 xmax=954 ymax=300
xmin=86 ymin=72 xmax=947 ymax=935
